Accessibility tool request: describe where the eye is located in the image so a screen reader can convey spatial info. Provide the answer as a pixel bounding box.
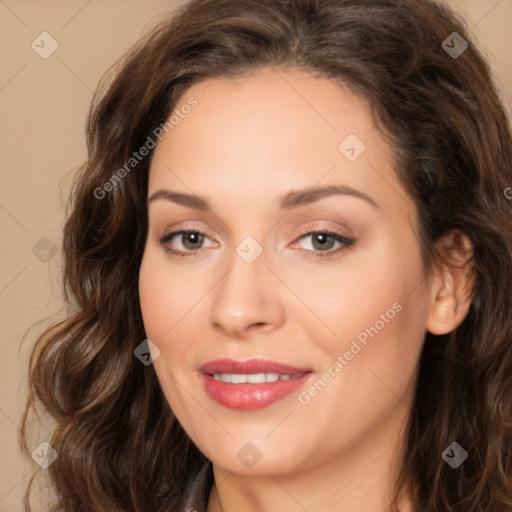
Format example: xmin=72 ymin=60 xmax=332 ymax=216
xmin=158 ymin=230 xmax=214 ymax=258
xmin=158 ymin=228 xmax=355 ymax=259
xmin=294 ymin=229 xmax=355 ymax=258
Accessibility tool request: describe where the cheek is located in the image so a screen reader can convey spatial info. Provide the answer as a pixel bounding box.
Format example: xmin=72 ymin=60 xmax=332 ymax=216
xmin=300 ymin=235 xmax=428 ymax=412
xmin=138 ymin=254 xmax=200 ymax=428
xmin=138 ymin=249 xmax=204 ymax=379
xmin=138 ymin=257 xmax=168 ymax=340
xmin=282 ymin=231 xmax=424 ymax=353
xmin=138 ymin=249 xmax=199 ymax=339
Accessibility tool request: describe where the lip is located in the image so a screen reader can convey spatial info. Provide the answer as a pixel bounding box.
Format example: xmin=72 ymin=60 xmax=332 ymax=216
xmin=199 ymin=358 xmax=313 ymax=410
xmin=199 ymin=358 xmax=311 ymax=375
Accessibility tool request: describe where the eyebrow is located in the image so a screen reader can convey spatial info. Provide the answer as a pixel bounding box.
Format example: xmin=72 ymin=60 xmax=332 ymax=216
xmin=147 ymin=184 xmax=379 ymax=211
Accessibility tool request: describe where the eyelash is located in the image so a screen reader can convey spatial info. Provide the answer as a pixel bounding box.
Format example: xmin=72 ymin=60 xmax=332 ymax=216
xmin=158 ymin=228 xmax=355 ymax=260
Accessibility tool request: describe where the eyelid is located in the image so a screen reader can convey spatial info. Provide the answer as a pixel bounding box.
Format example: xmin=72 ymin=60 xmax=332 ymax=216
xmin=157 ymin=220 xmax=216 ymax=241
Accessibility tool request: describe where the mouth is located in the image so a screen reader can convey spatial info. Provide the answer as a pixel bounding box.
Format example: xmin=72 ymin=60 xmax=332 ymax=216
xmin=199 ymin=358 xmax=313 ymax=410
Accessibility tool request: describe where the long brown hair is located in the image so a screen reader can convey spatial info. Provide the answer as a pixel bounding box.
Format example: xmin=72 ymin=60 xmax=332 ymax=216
xmin=20 ymin=0 xmax=512 ymax=510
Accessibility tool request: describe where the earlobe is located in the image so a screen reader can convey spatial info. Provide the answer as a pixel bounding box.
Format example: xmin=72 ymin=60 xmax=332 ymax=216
xmin=426 ymin=231 xmax=475 ymax=336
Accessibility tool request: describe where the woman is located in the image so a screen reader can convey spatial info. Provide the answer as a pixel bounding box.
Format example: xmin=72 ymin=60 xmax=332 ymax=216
xmin=20 ymin=0 xmax=512 ymax=510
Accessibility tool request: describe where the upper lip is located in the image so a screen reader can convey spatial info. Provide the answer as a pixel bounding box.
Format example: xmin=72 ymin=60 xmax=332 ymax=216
xmin=199 ymin=358 xmax=311 ymax=375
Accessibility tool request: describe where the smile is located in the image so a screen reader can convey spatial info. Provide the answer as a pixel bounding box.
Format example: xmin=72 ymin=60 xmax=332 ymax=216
xmin=199 ymin=359 xmax=312 ymax=410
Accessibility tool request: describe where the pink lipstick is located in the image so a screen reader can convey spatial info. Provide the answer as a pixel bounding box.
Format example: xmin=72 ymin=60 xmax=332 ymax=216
xmin=199 ymin=358 xmax=312 ymax=410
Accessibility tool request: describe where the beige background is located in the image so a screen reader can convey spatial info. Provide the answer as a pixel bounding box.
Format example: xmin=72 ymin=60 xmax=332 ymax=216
xmin=0 ymin=1 xmax=510 ymax=510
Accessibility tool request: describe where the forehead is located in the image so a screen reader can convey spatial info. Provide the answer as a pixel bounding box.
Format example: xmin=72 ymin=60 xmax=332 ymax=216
xmin=153 ymin=67 xmax=377 ymax=164
xmin=148 ymin=68 xmax=411 ymax=220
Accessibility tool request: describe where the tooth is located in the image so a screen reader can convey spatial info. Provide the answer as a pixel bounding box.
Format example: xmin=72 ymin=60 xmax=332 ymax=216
xmin=247 ymin=373 xmax=266 ymax=384
xmin=212 ymin=372 xmax=305 ymax=384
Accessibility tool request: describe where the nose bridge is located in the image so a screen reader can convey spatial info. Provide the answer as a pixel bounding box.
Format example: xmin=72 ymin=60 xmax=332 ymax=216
xmin=209 ymin=238 xmax=284 ymax=336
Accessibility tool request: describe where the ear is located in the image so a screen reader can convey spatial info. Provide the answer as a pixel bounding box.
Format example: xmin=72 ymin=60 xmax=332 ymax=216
xmin=426 ymin=230 xmax=475 ymax=335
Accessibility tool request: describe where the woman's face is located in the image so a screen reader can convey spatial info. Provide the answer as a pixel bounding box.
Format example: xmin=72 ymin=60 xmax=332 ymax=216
xmin=139 ymin=68 xmax=434 ymax=477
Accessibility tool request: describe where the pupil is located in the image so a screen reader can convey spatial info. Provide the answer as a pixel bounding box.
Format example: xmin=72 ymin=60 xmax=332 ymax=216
xmin=184 ymin=232 xmax=202 ymax=249
xmin=313 ymin=233 xmax=333 ymax=250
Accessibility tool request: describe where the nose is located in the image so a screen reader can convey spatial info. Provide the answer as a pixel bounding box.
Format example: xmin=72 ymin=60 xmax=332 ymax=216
xmin=209 ymin=246 xmax=285 ymax=338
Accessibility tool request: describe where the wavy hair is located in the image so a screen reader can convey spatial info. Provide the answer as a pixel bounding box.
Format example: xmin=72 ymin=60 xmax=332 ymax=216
xmin=20 ymin=0 xmax=512 ymax=510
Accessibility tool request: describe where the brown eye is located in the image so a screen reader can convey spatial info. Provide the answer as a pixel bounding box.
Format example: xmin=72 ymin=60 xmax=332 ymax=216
xmin=179 ymin=231 xmax=205 ymax=250
xmin=158 ymin=230 xmax=212 ymax=258
xmin=296 ymin=230 xmax=355 ymax=259
xmin=310 ymin=232 xmax=337 ymax=251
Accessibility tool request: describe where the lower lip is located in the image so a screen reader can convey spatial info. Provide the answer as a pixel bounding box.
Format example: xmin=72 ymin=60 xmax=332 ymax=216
xmin=200 ymin=373 xmax=312 ymax=410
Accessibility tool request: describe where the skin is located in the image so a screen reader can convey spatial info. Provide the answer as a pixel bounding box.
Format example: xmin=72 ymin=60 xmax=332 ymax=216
xmin=138 ymin=68 xmax=474 ymax=512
